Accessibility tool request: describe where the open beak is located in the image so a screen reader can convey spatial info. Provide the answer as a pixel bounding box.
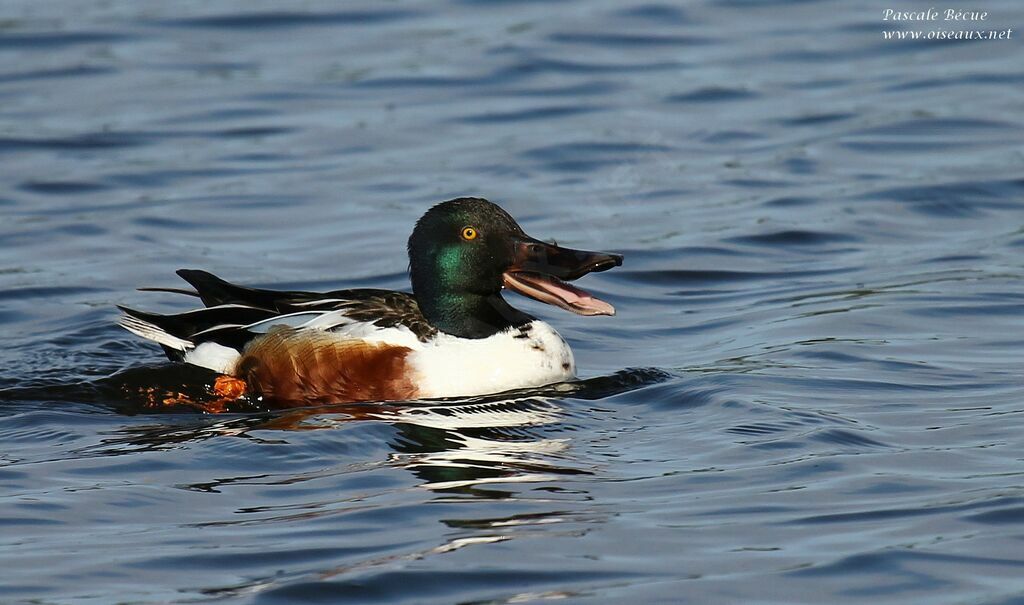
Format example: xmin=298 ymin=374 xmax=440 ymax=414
xmin=502 ymin=236 xmax=623 ymax=316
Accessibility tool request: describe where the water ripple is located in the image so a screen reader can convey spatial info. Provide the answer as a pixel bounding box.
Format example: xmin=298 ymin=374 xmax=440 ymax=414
xmin=667 ymin=87 xmax=759 ymax=103
xmin=150 ymin=10 xmax=420 ymax=29
xmin=0 ymin=32 xmax=132 ymax=49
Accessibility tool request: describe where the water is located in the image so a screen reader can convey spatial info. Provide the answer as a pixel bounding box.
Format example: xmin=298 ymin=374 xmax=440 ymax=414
xmin=1 ymin=0 xmax=1023 ymax=602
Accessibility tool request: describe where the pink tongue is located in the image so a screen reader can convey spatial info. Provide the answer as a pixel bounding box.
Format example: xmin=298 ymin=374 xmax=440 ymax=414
xmin=502 ymin=272 xmax=616 ymax=316
xmin=541 ymin=278 xmax=614 ymax=315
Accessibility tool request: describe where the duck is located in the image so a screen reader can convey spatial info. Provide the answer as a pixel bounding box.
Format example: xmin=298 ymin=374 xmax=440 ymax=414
xmin=118 ymin=197 xmax=622 ymax=409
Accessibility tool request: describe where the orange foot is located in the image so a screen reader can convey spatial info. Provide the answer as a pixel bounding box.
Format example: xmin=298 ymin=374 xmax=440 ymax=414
xmin=213 ymin=375 xmax=248 ymax=399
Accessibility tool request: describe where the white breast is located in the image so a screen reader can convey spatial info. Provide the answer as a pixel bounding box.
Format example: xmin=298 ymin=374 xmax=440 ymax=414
xmin=409 ymin=320 xmax=576 ymax=399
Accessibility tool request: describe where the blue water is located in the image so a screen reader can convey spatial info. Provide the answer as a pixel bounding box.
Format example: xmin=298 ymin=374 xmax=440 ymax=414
xmin=2 ymin=1 xmax=1024 ymax=602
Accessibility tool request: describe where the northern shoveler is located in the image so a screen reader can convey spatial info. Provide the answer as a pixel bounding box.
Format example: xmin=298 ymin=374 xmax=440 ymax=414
xmin=119 ymin=197 xmax=622 ymax=408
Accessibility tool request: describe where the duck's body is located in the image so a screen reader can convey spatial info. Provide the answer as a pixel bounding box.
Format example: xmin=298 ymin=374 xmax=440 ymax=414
xmin=121 ymin=275 xmax=575 ymax=406
xmin=119 ymin=198 xmax=620 ymax=409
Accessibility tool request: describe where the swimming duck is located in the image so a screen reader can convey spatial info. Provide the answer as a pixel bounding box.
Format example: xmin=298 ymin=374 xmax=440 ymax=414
xmin=119 ymin=197 xmax=622 ymax=408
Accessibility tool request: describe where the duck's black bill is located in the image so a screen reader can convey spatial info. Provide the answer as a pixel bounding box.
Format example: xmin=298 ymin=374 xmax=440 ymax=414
xmin=503 ymin=236 xmax=623 ymax=316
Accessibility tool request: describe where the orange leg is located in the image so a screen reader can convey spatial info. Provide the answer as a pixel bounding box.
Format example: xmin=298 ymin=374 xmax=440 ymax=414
xmin=131 ymin=375 xmax=249 ymax=414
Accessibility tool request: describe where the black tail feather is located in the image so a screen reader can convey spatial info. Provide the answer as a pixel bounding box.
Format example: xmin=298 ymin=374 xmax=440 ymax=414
xmin=176 ymin=269 xmax=310 ymax=310
xmin=160 ymin=344 xmax=187 ymax=362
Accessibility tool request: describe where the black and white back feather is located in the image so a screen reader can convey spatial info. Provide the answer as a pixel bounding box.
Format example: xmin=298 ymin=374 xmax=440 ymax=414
xmin=118 ymin=269 xmax=437 ymax=364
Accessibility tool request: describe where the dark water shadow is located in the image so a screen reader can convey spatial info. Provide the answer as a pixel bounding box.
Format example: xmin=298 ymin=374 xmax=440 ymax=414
xmin=0 ymin=366 xmax=672 ymax=496
xmin=147 ymin=9 xmax=420 ymax=30
xmin=0 ymin=363 xmax=669 ymax=413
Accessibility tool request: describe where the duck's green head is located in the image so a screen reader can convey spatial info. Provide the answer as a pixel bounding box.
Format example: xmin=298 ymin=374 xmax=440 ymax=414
xmin=408 ymin=197 xmax=622 ymax=338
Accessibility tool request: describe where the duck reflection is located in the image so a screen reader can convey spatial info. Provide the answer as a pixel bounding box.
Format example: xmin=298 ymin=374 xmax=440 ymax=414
xmin=384 ymin=399 xmax=587 ymax=493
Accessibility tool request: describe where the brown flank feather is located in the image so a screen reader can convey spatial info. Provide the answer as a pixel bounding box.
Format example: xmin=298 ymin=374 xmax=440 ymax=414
xmin=234 ymin=327 xmax=418 ymax=407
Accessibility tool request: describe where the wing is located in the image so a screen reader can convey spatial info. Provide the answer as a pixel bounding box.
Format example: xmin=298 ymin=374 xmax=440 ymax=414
xmin=176 ymin=269 xmax=435 ymax=340
xmin=118 ymin=270 xmax=436 ymax=369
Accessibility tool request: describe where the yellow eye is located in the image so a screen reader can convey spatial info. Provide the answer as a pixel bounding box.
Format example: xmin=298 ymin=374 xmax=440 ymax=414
xmin=461 ymin=226 xmax=478 ymax=241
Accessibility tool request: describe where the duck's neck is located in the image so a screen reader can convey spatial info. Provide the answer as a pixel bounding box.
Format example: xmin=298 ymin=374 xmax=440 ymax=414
xmin=416 ymin=290 xmax=533 ymax=339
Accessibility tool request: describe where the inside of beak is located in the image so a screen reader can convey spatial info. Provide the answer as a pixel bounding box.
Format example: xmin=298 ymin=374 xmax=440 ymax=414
xmin=502 ymin=271 xmax=616 ymax=316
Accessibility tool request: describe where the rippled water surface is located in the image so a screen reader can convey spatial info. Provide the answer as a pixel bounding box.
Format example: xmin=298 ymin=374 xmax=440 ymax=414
xmin=2 ymin=1 xmax=1024 ymax=603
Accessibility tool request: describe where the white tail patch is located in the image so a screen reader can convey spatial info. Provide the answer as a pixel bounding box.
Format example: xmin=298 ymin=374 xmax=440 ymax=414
xmin=118 ymin=314 xmax=193 ymax=351
xmin=184 ymin=342 xmax=240 ymax=374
